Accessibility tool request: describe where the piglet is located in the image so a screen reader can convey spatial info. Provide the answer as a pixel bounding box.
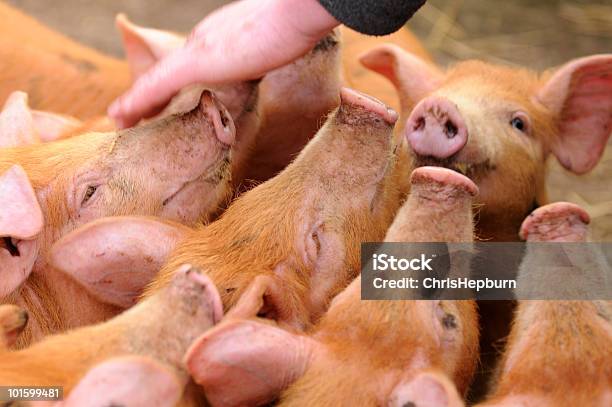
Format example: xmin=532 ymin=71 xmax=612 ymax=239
xmin=362 ymin=46 xmax=612 ymax=397
xmin=1 ymin=87 xmax=247 ymax=346
xmin=0 ymin=264 xmax=221 ymax=406
xmin=185 ymin=166 xmax=480 ymax=407
xmin=361 ymin=47 xmax=612 ymax=241
xmin=476 ymin=203 xmax=612 ymax=407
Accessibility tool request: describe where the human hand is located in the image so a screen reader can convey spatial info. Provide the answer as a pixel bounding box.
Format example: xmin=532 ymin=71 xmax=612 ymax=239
xmin=108 ymin=0 xmax=338 ymax=128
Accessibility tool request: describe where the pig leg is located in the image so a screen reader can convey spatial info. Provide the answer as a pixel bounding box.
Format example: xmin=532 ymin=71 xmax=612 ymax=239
xmin=0 ymin=304 xmax=28 ymax=349
xmin=59 ymin=356 xmax=182 ymax=407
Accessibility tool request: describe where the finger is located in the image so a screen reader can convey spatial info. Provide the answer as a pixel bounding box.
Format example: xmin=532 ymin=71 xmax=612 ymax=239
xmin=109 ymin=46 xmax=203 ymax=128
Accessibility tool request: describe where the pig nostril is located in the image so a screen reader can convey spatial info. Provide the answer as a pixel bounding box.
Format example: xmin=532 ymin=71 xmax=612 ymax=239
xmin=219 ymin=111 xmax=229 ymax=129
xmin=2 ymin=237 xmax=20 ymax=257
xmin=413 ymin=117 xmax=425 ymax=131
xmin=442 ymin=313 xmax=457 ymax=329
xmin=444 ymin=120 xmax=458 ymax=139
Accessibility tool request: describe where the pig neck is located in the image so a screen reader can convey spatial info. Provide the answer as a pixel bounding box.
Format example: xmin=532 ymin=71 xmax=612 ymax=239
xmin=246 ymin=43 xmax=342 ymax=182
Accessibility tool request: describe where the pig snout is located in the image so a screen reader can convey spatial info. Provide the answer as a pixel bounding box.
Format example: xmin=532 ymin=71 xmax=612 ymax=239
xmin=406 ymin=96 xmax=468 ymax=159
xmin=411 ymin=166 xmax=479 ymax=199
xmin=339 ymin=87 xmax=398 ymax=125
xmin=168 ymin=264 xmax=224 ymax=325
xmin=519 ymin=202 xmax=590 ymax=243
xmin=385 ymin=166 xmax=477 ymax=242
xmin=201 ymin=90 xmax=235 ymax=147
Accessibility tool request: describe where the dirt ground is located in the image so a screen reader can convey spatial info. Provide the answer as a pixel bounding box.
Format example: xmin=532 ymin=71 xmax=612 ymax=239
xmin=7 ymin=0 xmax=612 ymax=241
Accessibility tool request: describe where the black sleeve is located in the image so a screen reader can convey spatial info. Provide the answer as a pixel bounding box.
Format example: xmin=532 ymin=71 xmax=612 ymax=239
xmin=318 ymin=0 xmax=426 ymax=36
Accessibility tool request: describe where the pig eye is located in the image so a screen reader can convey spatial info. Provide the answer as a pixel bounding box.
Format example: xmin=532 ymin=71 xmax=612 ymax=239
xmin=510 ymin=112 xmax=530 ymax=134
xmin=81 ymin=185 xmax=98 ymax=206
xmin=311 ymin=231 xmax=321 ymax=253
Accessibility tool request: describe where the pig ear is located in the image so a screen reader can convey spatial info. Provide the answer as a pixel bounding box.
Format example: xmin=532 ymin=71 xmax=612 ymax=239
xmin=0 ymin=91 xmax=39 ymax=147
xmin=50 ymin=216 xmax=189 ymax=308
xmin=116 ymin=13 xmax=185 ymax=79
xmin=536 ymin=54 xmax=612 ymax=174
xmin=225 ymin=274 xmax=301 ymax=328
xmin=387 ymin=371 xmax=465 ymax=407
xmin=30 ymin=110 xmax=82 ymax=142
xmin=61 ymin=356 xmax=182 ymax=407
xmin=359 ymin=44 xmax=442 ymax=114
xmin=185 ymin=319 xmax=318 ymax=407
xmin=0 ymin=165 xmax=43 ymax=239
xmin=0 ymin=165 xmax=43 ymax=298
xmin=0 ymin=92 xmax=80 ymax=145
xmin=0 ymin=305 xmax=29 ymax=349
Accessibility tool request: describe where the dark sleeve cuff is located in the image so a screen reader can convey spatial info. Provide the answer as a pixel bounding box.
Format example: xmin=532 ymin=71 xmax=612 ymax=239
xmin=318 ymin=0 xmax=426 ymax=36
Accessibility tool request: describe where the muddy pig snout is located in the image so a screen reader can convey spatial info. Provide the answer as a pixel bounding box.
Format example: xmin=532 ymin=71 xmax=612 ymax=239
xmin=201 ymin=90 xmax=236 ymax=146
xmin=405 ymin=96 xmax=468 ymax=159
xmin=339 ymin=88 xmax=398 ymax=124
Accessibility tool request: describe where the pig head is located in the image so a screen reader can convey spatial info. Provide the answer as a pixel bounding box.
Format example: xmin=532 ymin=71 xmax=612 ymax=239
xmin=362 ymin=46 xmax=612 ymax=241
xmin=1 ymin=88 xmax=247 ymax=345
